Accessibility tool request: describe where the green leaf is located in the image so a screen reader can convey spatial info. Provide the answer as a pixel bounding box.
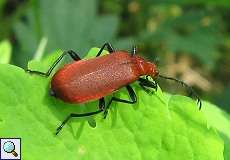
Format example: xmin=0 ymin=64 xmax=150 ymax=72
xmin=13 ymin=0 xmax=119 ymax=66
xmin=139 ymin=9 xmax=222 ymax=69
xmin=202 ymin=102 xmax=230 ymax=159
xmin=155 ymin=0 xmax=230 ymax=8
xmin=0 ymin=48 xmax=224 ymax=159
xmin=0 ymin=40 xmax=12 ymax=64
xmin=0 ymin=0 xmax=6 ymax=13
xmin=165 ymin=24 xmax=221 ymax=69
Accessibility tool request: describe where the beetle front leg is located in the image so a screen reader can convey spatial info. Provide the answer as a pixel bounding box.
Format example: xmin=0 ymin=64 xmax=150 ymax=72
xmin=138 ymin=78 xmax=158 ymax=94
xmin=103 ymin=85 xmax=137 ymax=119
xmin=25 ymin=50 xmax=81 ymax=77
xmin=96 ymin=42 xmax=115 ymax=57
xmin=55 ymin=98 xmax=105 ymax=135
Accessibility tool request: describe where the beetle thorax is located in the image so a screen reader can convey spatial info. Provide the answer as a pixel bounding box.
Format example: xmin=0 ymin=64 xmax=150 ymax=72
xmin=135 ymin=56 xmax=159 ymax=79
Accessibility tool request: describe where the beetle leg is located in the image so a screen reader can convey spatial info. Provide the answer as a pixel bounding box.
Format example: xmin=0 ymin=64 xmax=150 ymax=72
xmin=99 ymin=97 xmax=106 ymax=110
xmin=96 ymin=42 xmax=115 ymax=57
xmin=138 ymin=78 xmax=158 ymax=93
xmin=25 ymin=50 xmax=81 ymax=77
xmin=139 ymin=83 xmax=154 ymax=94
xmin=56 ymin=98 xmax=105 ymax=135
xmin=103 ymin=85 xmax=137 ymax=119
xmin=131 ymin=45 xmax=137 ymax=56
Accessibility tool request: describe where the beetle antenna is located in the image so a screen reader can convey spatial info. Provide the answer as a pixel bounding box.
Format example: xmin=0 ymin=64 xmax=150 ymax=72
xmin=158 ymin=74 xmax=202 ymax=110
xmin=153 ymin=57 xmax=160 ymax=65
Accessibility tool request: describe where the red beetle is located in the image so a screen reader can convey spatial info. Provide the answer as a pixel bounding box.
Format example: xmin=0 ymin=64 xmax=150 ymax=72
xmin=26 ymin=43 xmax=201 ymax=135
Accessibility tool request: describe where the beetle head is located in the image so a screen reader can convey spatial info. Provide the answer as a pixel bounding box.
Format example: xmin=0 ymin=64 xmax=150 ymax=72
xmin=135 ymin=56 xmax=159 ymax=79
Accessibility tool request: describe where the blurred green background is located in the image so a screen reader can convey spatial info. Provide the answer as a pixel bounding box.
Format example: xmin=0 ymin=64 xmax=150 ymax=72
xmin=0 ymin=0 xmax=229 ymax=112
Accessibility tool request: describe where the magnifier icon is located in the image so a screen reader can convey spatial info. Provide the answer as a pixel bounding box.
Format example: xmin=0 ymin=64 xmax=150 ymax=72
xmin=3 ymin=141 xmax=18 ymax=157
